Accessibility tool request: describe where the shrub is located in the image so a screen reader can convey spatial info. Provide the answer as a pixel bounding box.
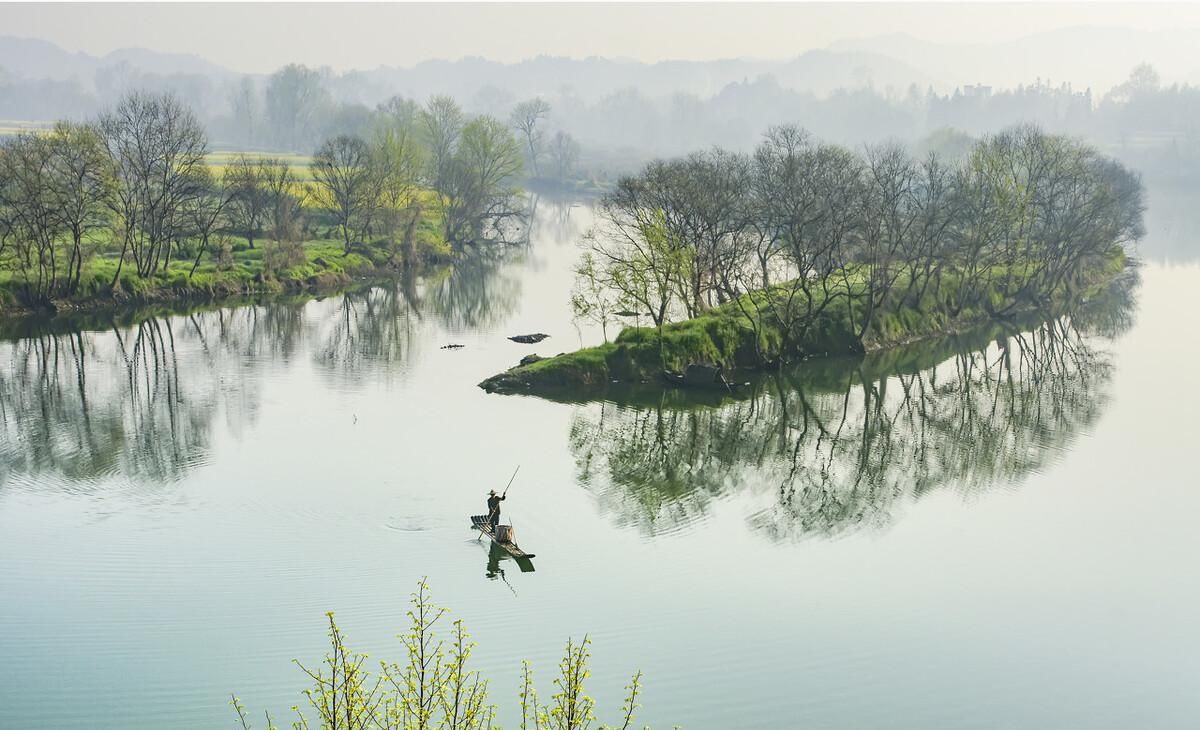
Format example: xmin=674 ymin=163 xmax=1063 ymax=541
xmin=231 ymin=579 xmax=650 ymax=730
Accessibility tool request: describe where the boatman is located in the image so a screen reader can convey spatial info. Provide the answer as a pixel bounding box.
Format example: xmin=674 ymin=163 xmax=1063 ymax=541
xmin=487 ymin=489 xmax=506 ymax=530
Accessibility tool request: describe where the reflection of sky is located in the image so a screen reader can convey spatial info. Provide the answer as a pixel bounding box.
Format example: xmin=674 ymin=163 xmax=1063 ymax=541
xmin=1134 ymin=182 xmax=1200 ymax=264
xmin=1 ymin=201 xmax=1199 ymax=730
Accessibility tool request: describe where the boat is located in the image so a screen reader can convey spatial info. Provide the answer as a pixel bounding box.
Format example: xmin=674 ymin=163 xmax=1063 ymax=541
xmin=470 ymin=514 xmax=536 ymax=565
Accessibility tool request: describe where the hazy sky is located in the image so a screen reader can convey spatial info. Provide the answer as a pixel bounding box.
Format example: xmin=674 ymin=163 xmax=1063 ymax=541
xmin=3 ymin=2 xmax=1200 ymax=73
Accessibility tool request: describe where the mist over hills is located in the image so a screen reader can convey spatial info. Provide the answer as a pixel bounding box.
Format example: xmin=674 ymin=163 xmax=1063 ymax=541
xmin=830 ymin=26 xmax=1200 ymax=92
xmin=330 ymin=49 xmax=939 ymax=104
xmin=2 ymin=26 xmax=1198 ymax=184
xmin=0 ymin=36 xmax=230 ymax=86
xmin=0 ymin=33 xmax=936 ymax=103
xmin=5 ymin=24 xmax=1199 ymax=105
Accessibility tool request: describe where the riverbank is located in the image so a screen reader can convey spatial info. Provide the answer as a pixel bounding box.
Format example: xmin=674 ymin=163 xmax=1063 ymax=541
xmin=480 ymin=247 xmax=1130 ymax=394
xmin=0 ymin=222 xmax=450 ymax=320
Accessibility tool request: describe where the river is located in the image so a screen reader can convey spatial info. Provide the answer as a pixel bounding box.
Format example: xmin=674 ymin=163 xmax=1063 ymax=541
xmin=1 ymin=190 xmax=1198 ymax=729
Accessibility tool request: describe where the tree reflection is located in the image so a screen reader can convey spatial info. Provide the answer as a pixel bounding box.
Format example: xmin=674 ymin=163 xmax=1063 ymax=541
xmin=569 ymin=273 xmax=1139 ymax=540
xmin=0 ymin=232 xmax=528 ymax=489
xmin=0 ymin=310 xmax=258 ymax=487
xmin=312 ymin=277 xmax=423 ymax=386
xmin=427 ymin=246 xmax=525 ymax=331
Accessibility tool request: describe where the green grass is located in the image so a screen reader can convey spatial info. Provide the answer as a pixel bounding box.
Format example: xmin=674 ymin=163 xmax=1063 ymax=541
xmin=0 ymin=224 xmax=450 ymax=314
xmin=0 ymin=170 xmax=453 ymax=314
xmin=480 ymin=248 xmax=1129 ymax=393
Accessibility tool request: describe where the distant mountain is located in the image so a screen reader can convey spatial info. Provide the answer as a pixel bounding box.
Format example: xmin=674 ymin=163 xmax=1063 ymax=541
xmin=100 ymin=47 xmax=232 ymax=79
xmin=773 ymin=49 xmax=941 ymax=95
xmin=830 ymin=27 xmax=1200 ymax=92
xmin=333 ymin=49 xmax=936 ymax=108
xmin=10 ymin=27 xmax=1188 ymax=105
xmin=0 ymin=35 xmax=233 ymax=85
xmin=0 ymin=36 xmax=97 ymax=81
xmin=6 ymin=27 xmax=1200 ymax=131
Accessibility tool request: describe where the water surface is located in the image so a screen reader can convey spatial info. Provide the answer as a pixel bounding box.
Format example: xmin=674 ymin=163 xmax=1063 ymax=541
xmin=2 ymin=193 xmax=1199 ymax=729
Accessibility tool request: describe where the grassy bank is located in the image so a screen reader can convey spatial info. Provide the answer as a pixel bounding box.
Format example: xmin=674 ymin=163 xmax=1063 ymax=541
xmin=0 ymin=210 xmax=449 ymax=318
xmin=480 ymin=247 xmax=1129 ymax=394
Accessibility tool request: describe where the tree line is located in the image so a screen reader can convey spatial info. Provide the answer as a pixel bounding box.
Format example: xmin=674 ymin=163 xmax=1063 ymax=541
xmin=225 ymin=65 xmax=580 ymax=184
xmin=0 ymin=91 xmax=526 ymax=306
xmin=576 ymin=123 xmax=1144 ymax=358
xmin=11 ymin=59 xmax=1193 ymax=186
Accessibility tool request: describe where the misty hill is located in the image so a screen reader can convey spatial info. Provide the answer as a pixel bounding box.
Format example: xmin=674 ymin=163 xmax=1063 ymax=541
xmin=1 ymin=34 xmax=937 ymax=106
xmin=0 ymin=36 xmax=98 ymax=81
xmin=0 ymin=35 xmax=232 ymax=86
xmin=7 ymin=27 xmax=1191 ymax=114
xmin=830 ymin=27 xmax=1200 ymax=92
xmin=336 ymin=49 xmax=939 ymax=106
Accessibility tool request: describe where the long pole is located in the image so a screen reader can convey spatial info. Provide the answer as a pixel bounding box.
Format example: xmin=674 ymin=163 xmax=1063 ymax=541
xmin=502 ymin=466 xmax=520 ymax=532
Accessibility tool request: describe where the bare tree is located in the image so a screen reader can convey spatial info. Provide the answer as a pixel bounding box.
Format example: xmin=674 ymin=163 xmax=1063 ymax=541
xmin=510 ymin=98 xmax=551 ymax=177
xmin=183 ymin=167 xmax=230 ymax=279
xmin=261 ymin=159 xmax=299 ymax=244
xmin=0 ymin=132 xmax=63 ymax=300
xmin=547 ymin=130 xmax=581 ymax=183
xmin=847 ymin=143 xmax=919 ymax=340
xmin=46 ymin=121 xmax=113 ymax=294
xmin=99 ymin=91 xmax=209 ymax=282
xmin=223 ymin=155 xmax=272 ymax=249
xmin=312 ymin=135 xmax=373 ymax=252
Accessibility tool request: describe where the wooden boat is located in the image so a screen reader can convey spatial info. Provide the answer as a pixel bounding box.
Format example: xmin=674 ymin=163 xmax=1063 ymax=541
xmin=470 ymin=515 xmax=536 ymax=562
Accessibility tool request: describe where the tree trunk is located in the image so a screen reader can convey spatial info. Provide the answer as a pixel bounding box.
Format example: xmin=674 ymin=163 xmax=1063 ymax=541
xmin=111 ymin=235 xmax=130 ymax=289
xmin=189 ymin=234 xmax=209 ymax=279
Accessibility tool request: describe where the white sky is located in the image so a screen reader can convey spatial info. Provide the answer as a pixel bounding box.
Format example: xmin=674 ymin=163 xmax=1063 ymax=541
xmin=2 ymin=2 xmax=1199 ymax=74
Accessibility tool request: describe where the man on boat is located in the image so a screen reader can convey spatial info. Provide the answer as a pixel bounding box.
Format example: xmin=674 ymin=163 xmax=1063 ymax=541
xmin=487 ymin=489 xmax=506 ymax=531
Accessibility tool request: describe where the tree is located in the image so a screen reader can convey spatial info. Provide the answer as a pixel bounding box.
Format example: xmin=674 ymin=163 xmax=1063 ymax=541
xmin=847 ymin=143 xmax=919 ymax=339
xmin=0 ymin=132 xmax=64 ymax=300
xmin=590 ymin=197 xmax=689 ymax=330
xmin=1109 ymin=63 xmax=1161 ymax=105
xmin=223 ymin=155 xmax=272 ymax=249
xmin=510 ymin=98 xmax=551 ymax=177
xmin=441 ymin=116 xmax=524 ymax=246
xmin=547 ymin=130 xmax=581 ymax=183
xmin=371 ymin=96 xmax=428 ymax=250
xmin=0 ymin=124 xmax=115 ymax=301
xmin=607 ymin=151 xmax=751 ymax=317
xmin=99 ymin=91 xmax=209 ymax=281
xmin=229 ymin=77 xmax=261 ymax=148
xmin=45 ymin=121 xmax=113 ymax=294
xmin=312 ymin=135 xmax=373 ymax=252
xmin=183 ymin=167 xmax=230 ymax=279
xmin=261 ymin=158 xmax=299 ymax=244
xmin=421 ymin=95 xmax=464 ymax=195
xmin=748 ymin=125 xmax=860 ymax=358
xmin=265 ymin=64 xmax=326 ymax=152
xmin=571 ymin=252 xmax=626 ymax=343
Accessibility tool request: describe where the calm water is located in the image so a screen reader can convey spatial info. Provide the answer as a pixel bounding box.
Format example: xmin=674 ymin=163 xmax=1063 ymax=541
xmin=2 ymin=192 xmax=1199 ymax=729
